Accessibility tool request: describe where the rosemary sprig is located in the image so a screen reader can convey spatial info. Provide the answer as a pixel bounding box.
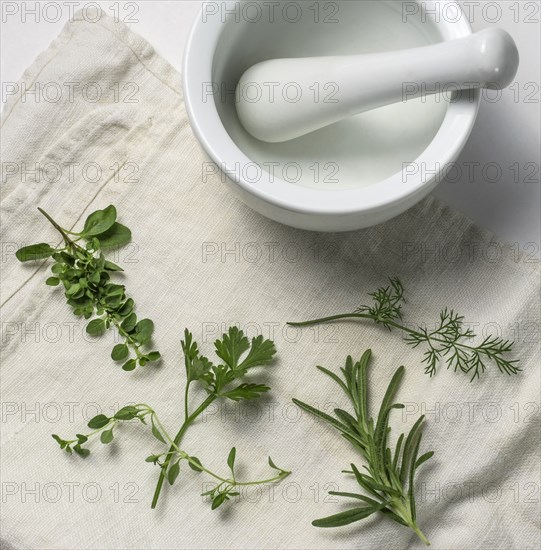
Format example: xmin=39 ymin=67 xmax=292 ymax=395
xmin=288 ymin=277 xmax=519 ymax=380
xmin=16 ymin=206 xmax=160 ymax=370
xmin=293 ymin=352 xmax=433 ymax=545
xmin=53 ymin=327 xmax=290 ymax=510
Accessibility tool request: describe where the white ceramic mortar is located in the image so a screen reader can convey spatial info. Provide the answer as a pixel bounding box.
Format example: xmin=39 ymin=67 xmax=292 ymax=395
xmin=183 ymin=0 xmax=480 ymax=231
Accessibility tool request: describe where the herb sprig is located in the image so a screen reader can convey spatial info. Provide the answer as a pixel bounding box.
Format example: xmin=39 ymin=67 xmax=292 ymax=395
xmin=293 ymin=352 xmax=433 ymax=545
xmin=16 ymin=206 xmax=160 ymax=370
xmin=53 ymin=327 xmax=290 ymax=510
xmin=289 ymin=277 xmax=519 ymax=380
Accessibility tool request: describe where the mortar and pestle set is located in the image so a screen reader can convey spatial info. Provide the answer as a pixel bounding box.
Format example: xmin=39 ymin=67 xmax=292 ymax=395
xmin=183 ymin=0 xmax=519 ymax=231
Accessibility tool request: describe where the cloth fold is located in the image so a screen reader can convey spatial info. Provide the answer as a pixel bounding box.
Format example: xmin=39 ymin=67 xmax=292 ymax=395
xmin=1 ymin=12 xmax=539 ymax=550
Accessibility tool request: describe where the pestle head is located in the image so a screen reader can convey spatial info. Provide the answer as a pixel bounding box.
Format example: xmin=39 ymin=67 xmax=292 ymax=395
xmin=472 ymin=28 xmax=519 ymax=90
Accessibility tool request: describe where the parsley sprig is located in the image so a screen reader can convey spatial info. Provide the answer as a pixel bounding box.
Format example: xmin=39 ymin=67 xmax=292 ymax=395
xmin=289 ymin=278 xmax=519 ymax=380
xmin=53 ymin=327 xmax=290 ymax=510
xmin=293 ymin=352 xmax=433 ymax=545
xmin=16 ymin=206 xmax=160 ymax=370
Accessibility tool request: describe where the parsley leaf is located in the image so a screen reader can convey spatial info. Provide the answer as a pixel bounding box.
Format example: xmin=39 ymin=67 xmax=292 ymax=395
xmin=220 ymin=383 xmax=270 ymax=401
xmin=214 ymin=326 xmax=250 ymax=369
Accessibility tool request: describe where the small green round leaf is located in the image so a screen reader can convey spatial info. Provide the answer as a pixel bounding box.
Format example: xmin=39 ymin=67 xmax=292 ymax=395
xmin=100 ymin=429 xmax=114 ymax=444
xmin=151 ymin=419 xmax=166 ymax=443
xmin=52 ymin=434 xmax=66 ymax=448
xmin=118 ymin=299 xmax=134 ymax=316
xmin=104 ymin=259 xmax=123 ymax=272
xmin=122 ymin=359 xmax=137 ymax=372
xmin=227 ymin=447 xmax=236 ymax=472
xmin=86 ymin=318 xmax=106 ymax=336
xmin=134 ymin=319 xmax=154 ymax=344
xmin=121 ymin=313 xmax=137 ymax=333
xmin=82 ymin=205 xmax=117 ymax=237
xmin=73 ymin=445 xmax=90 ymax=458
xmin=88 ymin=271 xmax=101 ymax=284
xmin=87 ymin=414 xmax=109 ymax=429
xmin=111 ymin=344 xmax=129 ymax=361
xmin=211 ymin=492 xmax=227 ymax=510
xmin=46 ymin=277 xmax=60 ymax=286
xmin=16 ymin=243 xmax=55 ymax=262
xmin=167 ymin=462 xmax=180 ymax=486
xmin=114 ymin=406 xmax=139 ymax=420
xmin=95 ymin=222 xmax=131 ymax=249
xmin=188 ymin=457 xmax=203 ymax=472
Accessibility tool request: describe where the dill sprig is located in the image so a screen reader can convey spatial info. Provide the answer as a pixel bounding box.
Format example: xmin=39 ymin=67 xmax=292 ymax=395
xmin=293 ymin=352 xmax=433 ymax=545
xmin=289 ymin=277 xmax=519 ymax=381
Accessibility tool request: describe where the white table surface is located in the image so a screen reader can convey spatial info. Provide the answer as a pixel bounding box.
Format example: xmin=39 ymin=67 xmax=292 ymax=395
xmin=1 ymin=0 xmax=540 ymax=249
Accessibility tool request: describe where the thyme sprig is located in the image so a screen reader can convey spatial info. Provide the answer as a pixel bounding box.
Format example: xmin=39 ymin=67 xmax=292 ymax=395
xmin=293 ymin=352 xmax=433 ymax=545
xmin=289 ymin=278 xmax=519 ymax=380
xmin=16 ymin=206 xmax=160 ymax=370
xmin=53 ymin=327 xmax=290 ymax=510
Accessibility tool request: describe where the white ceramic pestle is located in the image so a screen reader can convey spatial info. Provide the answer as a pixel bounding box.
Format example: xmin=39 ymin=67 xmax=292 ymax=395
xmin=236 ymin=28 xmax=519 ymax=143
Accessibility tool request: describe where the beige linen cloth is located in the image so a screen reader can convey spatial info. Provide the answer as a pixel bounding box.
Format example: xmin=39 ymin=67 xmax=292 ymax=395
xmin=1 ymin=12 xmax=540 ymax=550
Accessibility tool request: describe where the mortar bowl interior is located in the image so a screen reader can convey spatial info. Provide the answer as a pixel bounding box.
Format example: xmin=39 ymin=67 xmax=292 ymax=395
xmin=183 ymin=0 xmax=480 ymax=231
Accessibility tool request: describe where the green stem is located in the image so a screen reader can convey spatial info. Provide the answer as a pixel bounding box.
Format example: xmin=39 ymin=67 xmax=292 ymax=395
xmin=171 ymin=448 xmax=288 ymax=487
xmin=37 ymin=207 xmax=74 ymax=247
xmin=412 ymin=524 xmax=430 ymax=546
xmin=389 ymin=497 xmax=430 ymax=546
xmin=288 ymin=313 xmax=375 ymax=327
xmin=151 ymin=394 xmax=216 ymax=509
xmin=288 ymin=314 xmax=481 ymax=353
xmin=234 ymin=471 xmax=290 ymax=487
xmin=110 ymin=316 xmax=142 ymax=358
xmin=184 ymin=382 xmax=190 ymax=421
xmin=392 ymin=499 xmax=431 ymax=546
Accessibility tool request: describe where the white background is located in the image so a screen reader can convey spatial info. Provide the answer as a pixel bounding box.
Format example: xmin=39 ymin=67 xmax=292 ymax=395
xmin=1 ymin=0 xmax=540 ymax=250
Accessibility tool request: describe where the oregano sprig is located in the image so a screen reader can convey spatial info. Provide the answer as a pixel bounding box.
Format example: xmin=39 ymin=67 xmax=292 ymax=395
xmin=15 ymin=206 xmax=160 ymax=370
xmin=293 ymin=352 xmax=433 ymax=545
xmin=53 ymin=327 xmax=290 ymax=510
xmin=288 ymin=277 xmax=519 ymax=380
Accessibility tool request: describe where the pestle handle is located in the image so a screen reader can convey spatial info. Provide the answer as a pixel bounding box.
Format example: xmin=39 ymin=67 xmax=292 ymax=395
xmin=236 ymin=28 xmax=519 ymax=143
